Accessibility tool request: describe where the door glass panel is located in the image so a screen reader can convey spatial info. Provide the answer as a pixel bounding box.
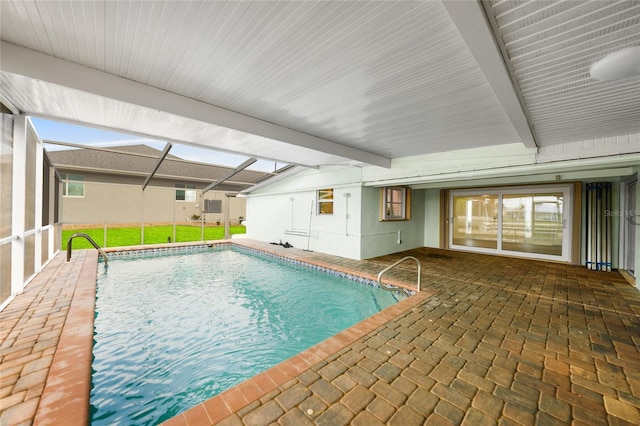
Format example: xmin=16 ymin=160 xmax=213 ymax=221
xmin=452 ymin=195 xmax=498 ymax=249
xmin=502 ymin=193 xmax=563 ymax=256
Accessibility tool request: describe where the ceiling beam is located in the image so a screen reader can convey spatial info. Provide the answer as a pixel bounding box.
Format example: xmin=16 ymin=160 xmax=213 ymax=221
xmin=142 ymin=142 xmax=172 ymax=190
xmin=442 ymin=1 xmax=537 ymax=149
xmin=0 ymin=92 xmax=20 ymax=114
xmin=1 ymin=41 xmax=391 ymax=168
xmin=203 ymin=157 xmax=257 ymax=194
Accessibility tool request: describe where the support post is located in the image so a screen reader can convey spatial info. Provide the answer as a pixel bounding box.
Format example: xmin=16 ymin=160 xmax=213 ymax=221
xmin=11 ymin=115 xmax=26 ymax=295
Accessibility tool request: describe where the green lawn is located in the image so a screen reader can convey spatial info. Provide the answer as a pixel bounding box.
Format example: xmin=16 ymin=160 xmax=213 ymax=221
xmin=62 ymin=225 xmax=246 ymax=249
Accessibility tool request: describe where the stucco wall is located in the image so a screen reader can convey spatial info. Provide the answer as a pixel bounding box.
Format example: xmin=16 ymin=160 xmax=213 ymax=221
xmin=246 ymin=144 xmax=639 ymax=266
xmin=246 ymin=166 xmax=365 ymax=259
xmin=246 ymin=165 xmax=433 ymax=259
xmin=359 ymin=187 xmax=425 ymax=259
xmin=245 ymin=167 xmax=363 ymax=259
xmin=423 ymin=189 xmax=441 ymax=248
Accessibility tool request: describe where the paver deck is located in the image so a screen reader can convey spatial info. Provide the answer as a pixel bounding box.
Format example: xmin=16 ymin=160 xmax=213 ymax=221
xmin=1 ymin=240 xmax=639 ymax=425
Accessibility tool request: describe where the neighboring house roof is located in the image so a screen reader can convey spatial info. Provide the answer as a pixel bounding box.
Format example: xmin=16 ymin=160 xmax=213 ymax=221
xmin=96 ymin=144 xmax=184 ymax=160
xmin=47 ymin=144 xmax=274 ymax=192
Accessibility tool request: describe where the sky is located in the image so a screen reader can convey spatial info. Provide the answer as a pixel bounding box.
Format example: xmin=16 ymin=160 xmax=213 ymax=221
xmin=32 ymin=117 xmax=281 ymax=173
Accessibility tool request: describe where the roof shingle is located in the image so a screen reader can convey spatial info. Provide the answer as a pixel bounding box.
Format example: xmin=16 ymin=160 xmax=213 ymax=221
xmin=47 ymin=145 xmax=271 ymax=190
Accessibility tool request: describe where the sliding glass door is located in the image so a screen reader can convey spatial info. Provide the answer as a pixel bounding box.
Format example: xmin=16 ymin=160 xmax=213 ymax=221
xmin=450 ymin=185 xmax=572 ymax=262
xmin=452 ymin=195 xmax=498 ymax=249
xmin=502 ymin=193 xmax=564 ymax=256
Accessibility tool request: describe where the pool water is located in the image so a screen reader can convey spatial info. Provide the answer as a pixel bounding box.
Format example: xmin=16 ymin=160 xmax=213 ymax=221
xmin=90 ymin=248 xmax=400 ymax=425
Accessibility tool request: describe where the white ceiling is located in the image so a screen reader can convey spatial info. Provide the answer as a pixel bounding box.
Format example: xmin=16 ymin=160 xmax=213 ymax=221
xmin=484 ymin=0 xmax=640 ymax=144
xmin=1 ymin=0 xmax=639 ymax=168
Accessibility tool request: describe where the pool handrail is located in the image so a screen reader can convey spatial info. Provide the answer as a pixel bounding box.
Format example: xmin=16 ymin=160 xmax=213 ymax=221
xmin=377 ymin=256 xmax=421 ymax=295
xmin=66 ymin=233 xmax=108 ymax=265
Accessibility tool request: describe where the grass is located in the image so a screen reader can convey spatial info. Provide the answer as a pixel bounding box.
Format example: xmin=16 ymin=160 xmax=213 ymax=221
xmin=63 ymin=225 xmax=246 ymax=249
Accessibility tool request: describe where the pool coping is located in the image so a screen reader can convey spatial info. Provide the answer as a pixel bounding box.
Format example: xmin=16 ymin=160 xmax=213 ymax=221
xmin=33 ymin=240 xmax=431 ymax=425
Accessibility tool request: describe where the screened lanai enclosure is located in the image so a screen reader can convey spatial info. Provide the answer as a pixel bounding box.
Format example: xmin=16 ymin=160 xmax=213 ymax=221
xmin=45 ymin=137 xmax=290 ymax=249
xmin=1 ymin=115 xmax=60 ymax=309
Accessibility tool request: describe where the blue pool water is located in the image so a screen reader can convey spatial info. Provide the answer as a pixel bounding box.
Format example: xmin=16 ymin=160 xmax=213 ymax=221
xmin=90 ymin=247 xmax=400 ymax=425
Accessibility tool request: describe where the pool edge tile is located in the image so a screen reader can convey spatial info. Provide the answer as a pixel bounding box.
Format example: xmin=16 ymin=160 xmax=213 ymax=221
xmin=220 ymin=386 xmax=249 ymax=413
xmin=276 ymin=361 xmax=302 ymax=381
xmin=250 ymin=372 xmax=278 ymax=394
xmin=161 ymin=413 xmax=188 ymax=426
xmin=236 ymin=380 xmax=263 ymax=402
xmin=200 ymin=396 xmax=231 ymax=424
xmin=288 ymin=354 xmax=311 ymax=373
xmin=182 ymin=403 xmax=210 ymax=426
xmin=264 ymin=365 xmax=290 ymax=387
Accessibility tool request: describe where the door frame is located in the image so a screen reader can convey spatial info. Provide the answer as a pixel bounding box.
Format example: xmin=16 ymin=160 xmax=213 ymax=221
xmin=619 ymin=174 xmax=637 ymax=278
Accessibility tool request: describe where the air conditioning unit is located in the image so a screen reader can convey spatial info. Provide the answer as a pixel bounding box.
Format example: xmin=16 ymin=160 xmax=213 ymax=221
xmin=204 ymin=199 xmax=222 ymax=213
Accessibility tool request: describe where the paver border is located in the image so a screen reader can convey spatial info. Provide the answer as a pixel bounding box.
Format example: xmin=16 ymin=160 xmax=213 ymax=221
xmin=32 ymin=250 xmax=97 ymax=426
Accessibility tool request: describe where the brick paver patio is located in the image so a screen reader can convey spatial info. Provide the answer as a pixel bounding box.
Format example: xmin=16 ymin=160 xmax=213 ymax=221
xmin=1 ymin=240 xmax=639 ymax=425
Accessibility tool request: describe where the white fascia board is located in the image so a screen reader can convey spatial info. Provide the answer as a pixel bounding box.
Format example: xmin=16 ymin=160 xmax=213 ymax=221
xmin=443 ymin=1 xmax=537 ymax=149
xmin=363 ymin=143 xmax=537 ymax=183
xmin=1 ymin=42 xmax=390 ymax=168
xmin=411 ymin=168 xmax=636 ymax=190
xmin=240 ymin=166 xmax=306 ymax=196
xmin=365 ymin=154 xmax=640 ymax=188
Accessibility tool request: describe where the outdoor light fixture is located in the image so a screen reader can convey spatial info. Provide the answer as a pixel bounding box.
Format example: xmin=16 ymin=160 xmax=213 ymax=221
xmin=589 ymin=46 xmax=640 ymax=81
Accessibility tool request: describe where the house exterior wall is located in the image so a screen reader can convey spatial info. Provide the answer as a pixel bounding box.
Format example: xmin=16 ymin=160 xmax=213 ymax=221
xmin=245 ymin=166 xmax=365 ymax=259
xmin=60 ymin=176 xmax=246 ymax=226
xmin=420 ymin=176 xmax=637 ymax=271
xmin=246 ymin=166 xmax=426 ymax=260
xmin=245 ymin=186 xmax=362 ymax=258
xmin=423 ymin=189 xmax=441 ymax=248
xmin=247 ymin=139 xmax=639 ymax=270
xmin=360 ymin=187 xmax=425 ymax=259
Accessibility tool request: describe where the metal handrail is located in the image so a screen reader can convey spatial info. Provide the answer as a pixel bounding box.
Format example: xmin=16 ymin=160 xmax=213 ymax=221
xmin=66 ymin=233 xmax=108 ymax=265
xmin=377 ymin=256 xmax=421 ymax=295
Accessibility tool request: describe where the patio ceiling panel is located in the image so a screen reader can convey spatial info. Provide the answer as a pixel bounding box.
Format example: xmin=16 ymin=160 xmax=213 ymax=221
xmin=0 ymin=0 xmax=523 ymax=165
xmin=1 ymin=0 xmax=638 ymax=166
xmin=194 ymin=0 xmax=523 ymax=156
xmin=483 ymin=0 xmax=640 ymax=146
xmin=0 ymin=68 xmax=361 ymax=168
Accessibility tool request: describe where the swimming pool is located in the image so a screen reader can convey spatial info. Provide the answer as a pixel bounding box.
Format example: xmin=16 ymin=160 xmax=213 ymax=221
xmin=90 ymin=246 xmax=402 ymax=425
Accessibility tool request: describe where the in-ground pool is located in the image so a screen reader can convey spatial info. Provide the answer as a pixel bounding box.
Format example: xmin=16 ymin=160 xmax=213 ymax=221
xmin=90 ymin=246 xmax=402 ymax=425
